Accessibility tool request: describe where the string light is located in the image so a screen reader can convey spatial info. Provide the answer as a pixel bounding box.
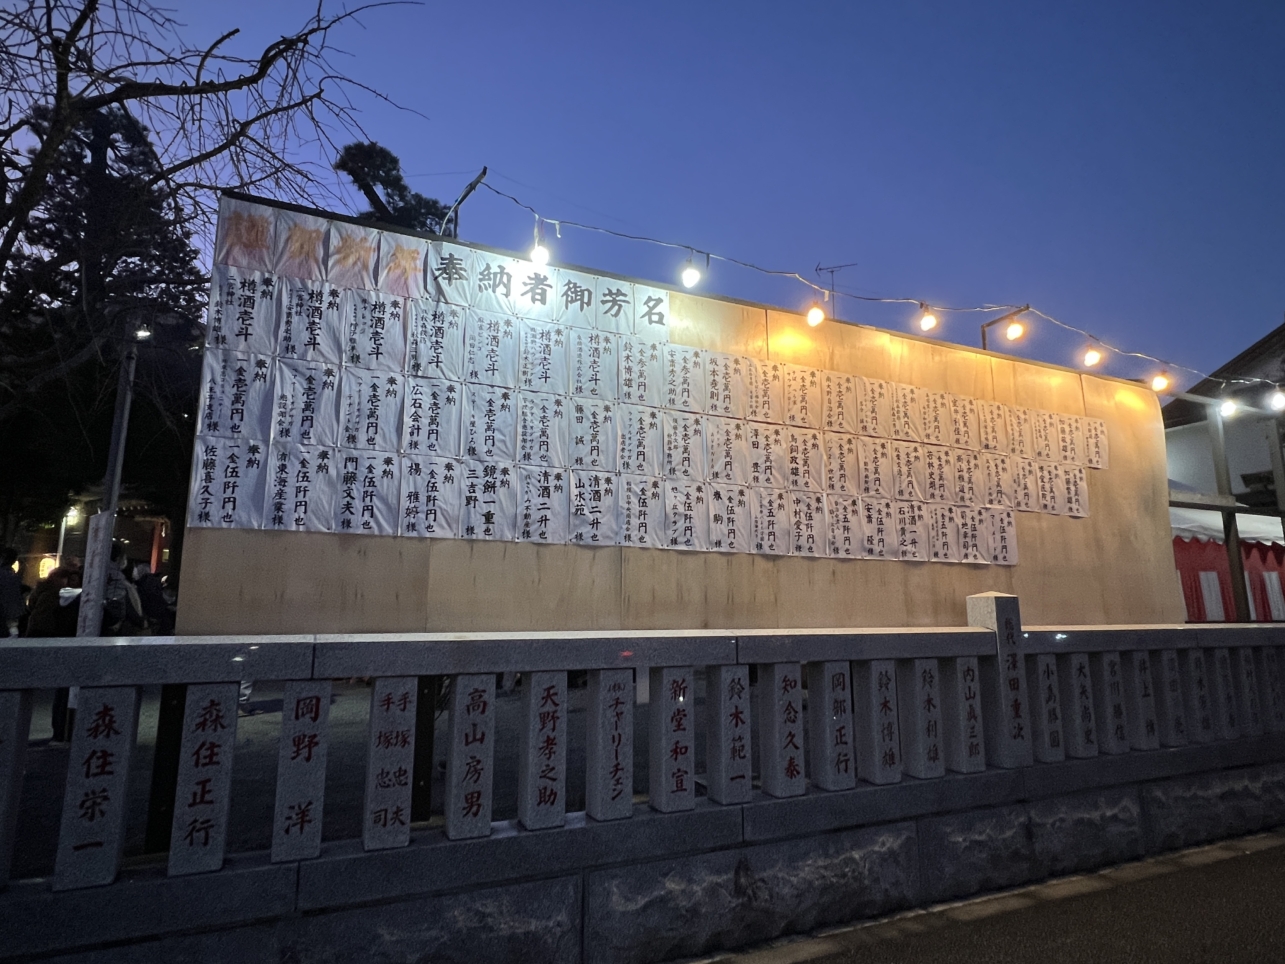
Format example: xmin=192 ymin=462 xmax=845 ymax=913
xmin=530 ymin=216 xmax=549 ymax=265
xmin=1151 ymin=373 xmax=1172 ymax=392
xmin=681 ymin=261 xmax=700 ymax=288
xmin=135 ymin=326 xmax=152 ymax=340
xmin=1219 ymin=399 xmax=1238 ymax=418
xmin=1082 ymin=347 xmax=1103 ymax=367
xmin=918 ymin=305 xmax=938 ymax=332
xmin=807 ymin=303 xmax=826 ymax=327
xmin=1005 ymin=321 xmax=1025 ymax=341
xmin=1270 ymin=390 xmax=1285 ymax=412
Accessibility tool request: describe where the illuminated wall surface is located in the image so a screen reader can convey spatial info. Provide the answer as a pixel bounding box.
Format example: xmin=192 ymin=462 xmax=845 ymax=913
xmin=177 ymin=196 xmax=1184 ymax=633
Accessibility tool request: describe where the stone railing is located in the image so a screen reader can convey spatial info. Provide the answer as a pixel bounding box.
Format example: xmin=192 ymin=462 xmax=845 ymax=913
xmin=1 ymin=592 xmax=1284 ymax=964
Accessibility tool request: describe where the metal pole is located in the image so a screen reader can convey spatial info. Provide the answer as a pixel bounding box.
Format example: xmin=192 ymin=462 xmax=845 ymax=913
xmin=1267 ymin=417 xmax=1285 ymax=543
xmin=102 ymin=344 xmax=138 ymax=515
xmin=981 ymin=323 xmax=990 ymax=352
xmin=55 ymin=514 xmax=67 ymax=568
xmin=1208 ymin=405 xmax=1252 ymax=621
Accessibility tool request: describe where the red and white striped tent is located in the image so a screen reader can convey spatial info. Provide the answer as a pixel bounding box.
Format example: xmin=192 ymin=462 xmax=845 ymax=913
xmin=1171 ymin=504 xmax=1285 ymax=622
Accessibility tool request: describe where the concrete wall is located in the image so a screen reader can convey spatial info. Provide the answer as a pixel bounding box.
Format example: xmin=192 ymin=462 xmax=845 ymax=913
xmin=1166 ymin=417 xmax=1277 ymax=495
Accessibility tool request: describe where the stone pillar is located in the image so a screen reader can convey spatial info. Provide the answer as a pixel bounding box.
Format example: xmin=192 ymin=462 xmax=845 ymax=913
xmin=586 ymin=669 xmax=635 ymax=820
xmin=445 ymin=673 xmax=496 ymax=840
xmin=1122 ymin=651 xmax=1160 ymax=750
xmin=1179 ymin=649 xmax=1216 ymax=743
xmin=806 ymin=662 xmax=856 ymax=791
xmin=649 ymin=666 xmax=695 ymax=812
xmin=705 ymin=665 xmax=752 ymax=804
xmin=757 ymin=663 xmax=806 ymax=797
xmin=1090 ymin=653 xmax=1130 ymax=755
xmin=168 ymin=683 xmax=238 ymax=876
xmin=1152 ymin=650 xmax=1189 ymax=748
xmin=272 ymin=680 xmax=332 ymax=862
xmin=940 ymin=657 xmax=986 ymax=773
xmin=1207 ymin=648 xmax=1240 ymax=740
xmin=54 ymin=687 xmax=140 ymax=890
xmin=1057 ymin=653 xmax=1098 ymax=758
xmin=897 ymin=659 xmax=945 ymax=779
xmin=1257 ymin=647 xmax=1285 ymax=733
xmin=967 ymin=592 xmax=1034 ymax=768
xmin=363 ymin=677 xmax=417 ymax=851
xmin=853 ymin=659 xmax=902 ymax=784
xmin=1026 ymin=654 xmax=1066 ymax=763
xmin=1232 ymin=648 xmax=1264 ymax=737
xmin=518 ymin=671 xmax=568 ymax=830
xmin=0 ymin=691 xmax=32 ymax=886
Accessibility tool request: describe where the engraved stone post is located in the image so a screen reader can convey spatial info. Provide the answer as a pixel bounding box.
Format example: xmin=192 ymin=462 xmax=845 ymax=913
xmin=853 ymin=659 xmax=902 ymax=784
xmin=1208 ymin=648 xmax=1240 ymax=740
xmin=0 ymin=691 xmax=32 ymax=886
xmin=967 ymin=592 xmax=1034 ymax=767
xmin=897 ymin=659 xmax=945 ymax=778
xmin=168 ymin=684 xmax=238 ymax=876
xmin=1026 ymin=654 xmax=1066 ymax=763
xmin=1232 ymin=648 xmax=1264 ymax=737
xmin=445 ymin=673 xmax=496 ymax=839
xmin=587 ymin=669 xmax=634 ymax=820
xmin=807 ymin=661 xmax=856 ymax=790
xmin=519 ymin=671 xmax=568 ymax=830
xmin=1090 ymin=652 xmax=1130 ymax=755
xmin=54 ymin=687 xmax=139 ymax=890
xmin=1180 ymin=649 xmax=1216 ymax=743
xmin=1152 ymin=650 xmax=1188 ymax=748
xmin=1122 ymin=651 xmax=1160 ymax=750
xmin=272 ymin=680 xmax=331 ymax=862
xmin=1258 ymin=647 xmax=1285 ymax=733
xmin=757 ymin=663 xmax=806 ymax=797
xmin=363 ymin=677 xmax=416 ymax=850
xmin=705 ymin=665 xmax=752 ymax=804
xmin=649 ymin=666 xmax=695 ymax=812
xmin=1057 ymin=653 xmax=1098 ymax=758
xmin=940 ymin=657 xmax=986 ymax=773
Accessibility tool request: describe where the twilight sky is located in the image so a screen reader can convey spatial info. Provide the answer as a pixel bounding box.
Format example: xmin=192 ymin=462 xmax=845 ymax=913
xmin=185 ymin=1 xmax=1285 ymax=391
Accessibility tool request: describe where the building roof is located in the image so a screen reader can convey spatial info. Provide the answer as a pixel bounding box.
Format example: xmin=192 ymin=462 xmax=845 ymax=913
xmin=1163 ymin=316 xmax=1285 ymax=428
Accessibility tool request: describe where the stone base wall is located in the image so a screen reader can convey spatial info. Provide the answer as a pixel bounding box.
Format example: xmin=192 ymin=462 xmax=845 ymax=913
xmin=6 ymin=740 xmax=1285 ymax=964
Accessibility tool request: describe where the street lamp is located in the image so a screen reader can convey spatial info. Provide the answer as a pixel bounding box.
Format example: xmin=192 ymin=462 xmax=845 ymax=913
xmin=980 ymin=306 xmax=1031 ymax=351
xmin=56 ymin=505 xmax=80 ymax=568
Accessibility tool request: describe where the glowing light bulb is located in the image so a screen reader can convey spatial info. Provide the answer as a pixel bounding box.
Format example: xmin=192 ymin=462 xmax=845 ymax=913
xmin=806 ymin=304 xmax=825 ymax=327
xmin=1083 ymin=348 xmax=1102 ymax=367
xmin=135 ymin=326 xmax=152 ymax=340
xmin=530 ymin=244 xmax=549 ymax=266
xmin=1271 ymin=390 xmax=1285 ymax=412
xmin=1005 ymin=321 xmax=1024 ymax=341
xmin=1219 ymin=399 xmax=1237 ymax=418
xmin=681 ymin=264 xmax=701 ymax=288
xmin=919 ymin=311 xmax=938 ymax=332
xmin=65 ymin=506 xmax=80 ymax=524
xmin=1151 ymin=373 xmax=1171 ymax=392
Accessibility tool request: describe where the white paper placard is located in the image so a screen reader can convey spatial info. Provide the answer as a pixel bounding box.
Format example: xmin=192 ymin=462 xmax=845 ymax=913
xmin=923 ymin=445 xmax=956 ymax=504
xmin=987 ymin=508 xmax=1018 ymax=565
xmin=463 ymin=309 xmax=519 ymax=388
xmin=403 ymin=376 xmax=462 ymax=457
xmin=895 ymin=501 xmax=928 ymax=561
xmin=705 ymin=352 xmax=749 ymax=419
xmin=406 ymin=299 xmax=466 ymax=381
xmin=858 ymin=377 xmax=892 ymax=438
xmin=977 ymin=401 xmax=1009 ymax=454
xmin=948 ymin=394 xmax=979 ymax=450
xmin=326 ymin=221 xmax=379 ymax=290
xmin=1084 ymin=418 xmax=1109 ymax=469
xmin=1032 ymin=410 xmax=1058 ymax=461
xmin=469 ymin=253 xmax=555 ymax=321
xmin=339 ymin=367 xmax=404 ymax=453
xmin=571 ymin=471 xmax=621 ymax=546
xmin=509 ymin=261 xmax=559 ymax=321
xmin=274 ymin=358 xmax=340 ymax=448
xmin=188 ymin=436 xmax=269 ymax=529
xmin=199 ymin=349 xmax=275 ymax=441
xmin=663 ymin=345 xmax=706 ymax=413
xmin=377 ymin=233 xmax=427 ymax=300
xmin=751 ymin=487 xmax=789 ymax=555
xmin=822 ymin=372 xmax=859 ymax=434
xmin=784 ymin=364 xmax=823 ymax=429
xmin=215 ymin=196 xmax=276 ymax=273
xmin=663 ymin=480 xmax=710 ymax=550
xmin=518 ymin=391 xmax=569 ymax=468
xmin=1064 ymin=464 xmax=1089 ymax=517
xmin=786 ymin=428 xmax=825 ymax=492
xmin=663 ymin=411 xmax=708 ymax=481
xmin=928 ymin=504 xmax=962 ymax=563
xmin=518 ymin=466 xmax=570 ymax=544
xmin=952 ymin=448 xmax=983 ymax=506
xmin=824 ymin=432 xmax=859 ymax=495
xmin=427 ymin=242 xmax=472 ymax=306
xmin=594 ymin=278 xmax=634 ymax=334
xmin=708 ymin=483 xmax=752 ymax=553
xmin=859 ymin=498 xmax=895 ymax=560
xmin=1037 ymin=461 xmax=1066 ymax=514
xmin=399 ymin=456 xmax=460 ymax=538
xmin=551 ymin=267 xmax=597 ymax=328
xmin=459 ymin=460 xmax=518 ymax=541
xmin=633 ymin=285 xmax=671 ymax=339
xmin=462 ymin=383 xmax=518 ymax=462
xmin=620 ymin=475 xmax=666 ymax=548
xmin=208 ymin=267 xmax=279 ymax=355
xmin=789 ymin=491 xmax=828 ymax=556
xmin=265 ymin=442 xmax=337 ymax=532
xmin=892 ymin=442 xmax=927 ymax=501
xmin=958 ymin=506 xmax=990 ymax=564
xmin=276 ymin=277 xmax=343 ymax=363
xmin=569 ymin=328 xmax=619 ymax=400
xmin=519 ymin=319 xmax=570 ymax=395
xmin=617 ymin=403 xmax=664 ymax=476
xmin=827 ymin=494 xmax=862 ymax=558
xmin=707 ymin=416 xmax=752 ymax=485
xmin=891 ymin=384 xmax=924 ymax=442
xmin=746 ymin=359 xmax=785 ymax=424
xmin=274 ymin=209 xmax=328 ymax=280
xmin=1006 ymin=406 xmax=1034 ymax=459
xmin=568 ymin=398 xmax=618 ymax=471
xmin=921 ymin=391 xmax=951 ymax=446
xmin=1056 ymin=413 xmax=1085 ymax=464
xmin=982 ymin=453 xmax=1015 ymax=508
xmin=742 ymin=423 xmax=783 ymax=488
xmin=335 ymin=451 xmax=400 ymax=535
xmin=1014 ymin=458 xmax=1040 ymax=512
xmin=618 ymin=337 xmax=665 ymax=407
xmin=341 ymin=291 xmax=407 ymax=372
xmin=857 ymin=437 xmax=893 ymax=499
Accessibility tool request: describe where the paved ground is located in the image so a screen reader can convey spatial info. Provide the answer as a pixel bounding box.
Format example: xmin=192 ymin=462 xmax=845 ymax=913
xmin=710 ymin=831 xmax=1285 ymax=964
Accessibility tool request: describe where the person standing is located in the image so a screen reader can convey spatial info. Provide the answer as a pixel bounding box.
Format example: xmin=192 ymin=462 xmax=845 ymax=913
xmin=0 ymin=548 xmax=23 ymax=638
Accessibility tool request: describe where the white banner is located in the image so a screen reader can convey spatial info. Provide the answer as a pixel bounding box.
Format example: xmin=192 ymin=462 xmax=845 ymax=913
xmin=822 ymin=372 xmax=858 ymax=435
xmin=707 ymin=416 xmax=752 ymax=485
xmin=215 ymin=196 xmax=276 ymax=273
xmin=859 ymin=497 xmax=895 ymax=560
xmin=187 ymin=436 xmax=269 ymax=529
xmin=827 ymin=494 xmax=862 ymax=558
xmin=620 ymin=475 xmax=666 ymax=549
xmin=786 ymin=428 xmax=825 ymax=492
xmin=339 ymin=367 xmax=404 ymax=453
xmin=892 ymin=442 xmax=927 ymax=502
xmin=326 ymin=221 xmax=379 ymax=290
xmin=462 ymin=384 xmax=518 ymax=462
xmin=274 ymin=209 xmax=328 ymax=281
xmin=747 ymin=423 xmax=788 ymax=489
xmin=928 ymin=504 xmax=962 ymax=563
xmin=663 ymin=345 xmax=706 ymax=414
xmin=633 ymin=285 xmax=671 ymax=340
xmin=341 ymin=290 xmax=407 ymax=371
xmin=276 ymin=277 xmax=343 ymax=363
xmin=594 ymin=278 xmax=635 ymax=335
xmin=1085 ymin=418 xmax=1108 ymax=469
xmin=952 ymin=448 xmax=982 ymax=506
xmin=824 ymin=432 xmax=859 ymax=495
xmin=923 ymin=444 xmax=955 ymax=504
xmin=891 ymin=384 xmax=923 ymax=442
xmin=1007 ymin=406 xmax=1034 ymax=459
xmin=463 ymin=309 xmax=520 ymax=388
xmin=335 ymin=451 xmax=400 ymax=535
xmin=569 ymin=328 xmax=619 ymax=400
xmin=747 ymin=359 xmax=785 ymax=424
xmin=274 ymin=357 xmax=340 ymax=448
xmin=1032 ymin=410 xmax=1058 ymax=461
xmin=1057 ymin=413 xmax=1086 ymax=465
xmin=987 ymin=508 xmax=1018 ymax=565
xmin=460 ymin=460 xmax=518 ymax=541
xmin=977 ymin=400 xmax=1009 ymax=454
xmin=428 ymin=242 xmax=472 ymax=306
xmin=664 ymin=480 xmax=711 ymax=551
xmin=199 ymin=349 xmax=275 ymax=441
xmin=403 ymin=376 xmax=463 ymax=457
xmin=617 ymin=403 xmax=664 ymax=476
xmin=571 ymin=471 xmax=621 ymax=546
xmin=858 ymin=377 xmax=892 ymax=438
xmin=406 ymin=299 xmax=466 ymax=381
xmin=265 ymin=442 xmax=337 ymax=533
xmin=400 ymin=456 xmax=461 ymax=538
xmin=921 ymin=390 xmax=951 ymax=446
xmin=377 ymin=233 xmax=427 ymax=300
xmin=664 ymin=411 xmax=708 ymax=481
xmin=550 ymin=267 xmax=597 ymax=329
xmin=519 ymin=319 xmax=570 ymax=395
xmin=789 ymin=491 xmax=828 ymax=556
xmin=949 ymin=394 xmax=979 ymax=451
xmin=708 ymin=483 xmax=752 ymax=553
xmin=1014 ymin=458 xmax=1040 ymax=512
xmin=618 ymin=337 xmax=665 ymax=407
xmin=982 ymin=452 xmax=1015 ymax=508
xmin=518 ymin=466 xmax=570 ymax=544
xmin=959 ymin=507 xmax=991 ymax=564
xmin=1065 ymin=464 xmax=1089 ymax=517
xmin=1037 ymin=461 xmax=1066 ymax=514
xmin=705 ymin=352 xmax=749 ymax=419
xmin=895 ymin=501 xmax=928 ymax=561
xmin=751 ymin=487 xmax=789 ymax=555
xmin=857 ymin=437 xmax=893 ymax=499
xmin=784 ymin=364 xmax=823 ymax=429
xmin=518 ymin=391 xmax=569 ymax=468
xmin=568 ymin=399 xmax=618 ymax=471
